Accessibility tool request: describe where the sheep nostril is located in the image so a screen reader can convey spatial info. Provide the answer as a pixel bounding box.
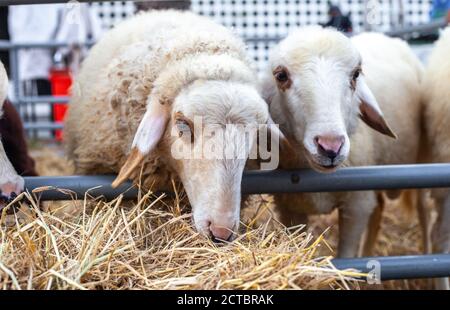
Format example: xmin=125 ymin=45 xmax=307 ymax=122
xmin=315 ymin=135 xmax=344 ymax=160
xmin=314 ymin=136 xmax=320 ymax=146
xmin=318 ymin=145 xmax=338 ymax=160
xmin=209 ymin=224 xmax=233 ymax=242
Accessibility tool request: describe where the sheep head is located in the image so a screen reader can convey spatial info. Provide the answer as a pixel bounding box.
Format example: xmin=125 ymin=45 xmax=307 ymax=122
xmin=113 ymin=80 xmax=280 ymax=241
xmin=264 ymin=26 xmax=396 ymax=173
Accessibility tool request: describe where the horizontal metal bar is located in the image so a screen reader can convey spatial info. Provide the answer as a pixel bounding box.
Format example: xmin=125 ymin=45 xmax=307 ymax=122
xmin=385 ymin=18 xmax=448 ymax=39
xmin=332 ymin=254 xmax=450 ymax=281
xmin=0 ymin=38 xmax=277 ymax=50
xmin=24 ymin=122 xmax=63 ymax=130
xmin=0 ymin=0 xmax=137 ymax=6
xmin=22 ymin=164 xmax=450 ymax=201
xmin=0 ymin=40 xmax=94 ymax=50
xmin=25 ymin=175 xmax=138 ymax=200
xmin=245 ymin=36 xmax=281 ymax=43
xmin=242 ymin=164 xmax=450 ymax=194
xmin=14 ymin=96 xmax=69 ymax=104
xmin=21 ymin=177 xmax=450 ymax=281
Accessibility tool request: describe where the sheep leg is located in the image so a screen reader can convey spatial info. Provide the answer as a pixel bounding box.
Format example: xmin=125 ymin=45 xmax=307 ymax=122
xmin=361 ymin=192 xmax=385 ymax=257
xmin=274 ymin=194 xmax=308 ymax=227
xmin=338 ymin=191 xmax=376 ymax=258
xmin=417 ymin=189 xmax=431 ymax=254
xmin=277 ymin=208 xmax=308 ymax=228
xmin=432 ymin=192 xmax=450 ymax=290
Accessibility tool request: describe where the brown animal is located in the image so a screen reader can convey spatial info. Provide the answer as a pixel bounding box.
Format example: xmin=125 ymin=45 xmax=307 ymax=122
xmin=0 ymin=100 xmax=38 ymax=177
xmin=0 ymin=60 xmax=37 ymax=211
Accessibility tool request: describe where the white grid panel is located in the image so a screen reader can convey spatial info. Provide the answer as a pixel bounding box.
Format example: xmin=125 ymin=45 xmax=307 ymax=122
xmin=90 ymin=1 xmax=136 ymax=30
xmin=191 ymin=0 xmax=433 ymax=71
xmin=90 ymin=1 xmax=434 ymax=71
xmin=191 ymin=1 xmax=434 ymax=34
xmin=90 ymin=1 xmax=435 ymax=32
xmin=404 ymin=0 xmax=433 ymax=25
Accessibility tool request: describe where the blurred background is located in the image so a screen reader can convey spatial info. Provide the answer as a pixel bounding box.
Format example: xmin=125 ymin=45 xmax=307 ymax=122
xmin=0 ymin=0 xmax=449 ymax=141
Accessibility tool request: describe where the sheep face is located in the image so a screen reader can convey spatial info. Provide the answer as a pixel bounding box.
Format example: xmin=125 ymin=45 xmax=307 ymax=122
xmin=114 ymin=81 xmax=273 ymax=241
xmin=266 ymin=27 xmax=395 ymax=172
xmin=169 ymin=81 xmax=270 ymax=240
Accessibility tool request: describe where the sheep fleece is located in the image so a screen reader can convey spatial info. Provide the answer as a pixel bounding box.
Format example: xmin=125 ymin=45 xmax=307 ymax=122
xmin=422 ymin=28 xmax=450 ymax=206
xmin=65 ymin=11 xmax=253 ymax=190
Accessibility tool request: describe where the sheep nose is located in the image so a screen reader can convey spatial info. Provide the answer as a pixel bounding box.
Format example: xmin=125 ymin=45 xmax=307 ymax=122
xmin=0 ymin=183 xmax=20 ymax=203
xmin=0 ymin=182 xmax=22 ymax=214
xmin=209 ymin=224 xmax=233 ymax=242
xmin=315 ymin=135 xmax=344 ymax=160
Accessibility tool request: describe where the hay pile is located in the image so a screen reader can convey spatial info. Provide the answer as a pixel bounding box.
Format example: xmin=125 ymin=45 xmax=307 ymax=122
xmin=0 ymin=145 xmax=433 ymax=289
xmin=0 ymin=191 xmax=361 ymax=290
xmin=0 ymin=146 xmax=363 ymax=290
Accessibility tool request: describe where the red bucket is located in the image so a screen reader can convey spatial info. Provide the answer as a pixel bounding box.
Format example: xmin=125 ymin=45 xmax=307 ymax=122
xmin=50 ymin=68 xmax=72 ymax=141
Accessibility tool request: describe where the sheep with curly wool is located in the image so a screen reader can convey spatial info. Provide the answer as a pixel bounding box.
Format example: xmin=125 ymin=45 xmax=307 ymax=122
xmin=262 ymin=27 xmax=423 ymax=257
xmin=65 ymin=10 xmax=279 ymax=241
xmin=421 ymin=27 xmax=450 ymax=289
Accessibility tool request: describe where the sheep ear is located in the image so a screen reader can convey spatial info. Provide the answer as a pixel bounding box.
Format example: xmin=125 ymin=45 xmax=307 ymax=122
xmin=357 ymin=77 xmax=397 ymax=139
xmin=112 ymin=103 xmax=169 ymax=188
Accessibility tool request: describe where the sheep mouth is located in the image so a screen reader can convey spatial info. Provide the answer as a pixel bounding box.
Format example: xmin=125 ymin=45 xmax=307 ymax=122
xmin=312 ymin=162 xmax=339 ymax=173
xmin=306 ymin=154 xmax=343 ymax=173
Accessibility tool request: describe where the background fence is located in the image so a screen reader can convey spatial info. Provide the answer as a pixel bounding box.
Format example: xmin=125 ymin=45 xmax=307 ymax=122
xmin=91 ymin=0 xmax=435 ymax=71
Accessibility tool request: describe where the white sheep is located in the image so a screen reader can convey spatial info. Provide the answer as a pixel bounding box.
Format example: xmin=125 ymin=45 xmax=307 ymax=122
xmin=262 ymin=27 xmax=423 ymax=257
xmin=421 ymin=27 xmax=450 ymax=289
xmin=0 ymin=61 xmax=25 ymax=208
xmin=65 ymin=11 xmax=279 ymax=241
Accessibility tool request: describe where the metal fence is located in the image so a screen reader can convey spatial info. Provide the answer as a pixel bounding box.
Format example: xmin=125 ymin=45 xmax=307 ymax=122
xmin=1 ymin=0 xmax=450 ymax=284
xmin=0 ymin=40 xmax=93 ymax=136
xmin=22 ymin=164 xmax=450 ymax=200
xmin=20 ymin=165 xmax=450 ymax=281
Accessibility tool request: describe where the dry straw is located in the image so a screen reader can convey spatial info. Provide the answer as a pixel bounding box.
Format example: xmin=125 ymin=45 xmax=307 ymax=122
xmin=0 ymin=186 xmax=363 ymax=290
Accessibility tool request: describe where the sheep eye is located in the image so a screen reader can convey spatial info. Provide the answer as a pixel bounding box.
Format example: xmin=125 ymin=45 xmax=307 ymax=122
xmin=275 ymin=70 xmax=288 ymax=82
xmin=176 ymin=120 xmax=191 ymax=137
xmin=273 ymin=66 xmax=292 ymax=91
xmin=174 ymin=112 xmax=194 ymax=143
xmin=350 ymin=68 xmax=362 ymax=90
xmin=352 ymin=69 xmax=361 ymax=81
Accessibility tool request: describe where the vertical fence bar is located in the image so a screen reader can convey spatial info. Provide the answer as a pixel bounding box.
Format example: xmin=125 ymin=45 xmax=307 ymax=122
xmin=8 ymin=47 xmax=20 ymax=108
